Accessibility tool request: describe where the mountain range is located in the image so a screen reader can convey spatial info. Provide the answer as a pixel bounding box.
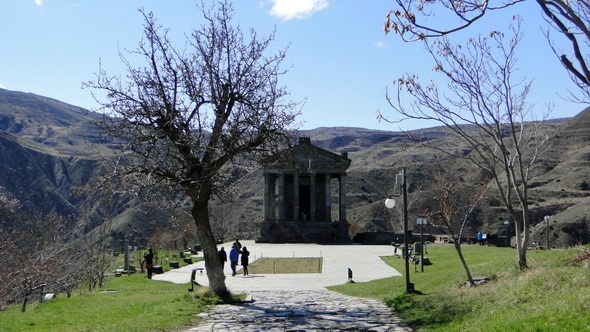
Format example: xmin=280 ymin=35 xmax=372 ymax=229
xmin=1 ymin=87 xmax=588 ymax=248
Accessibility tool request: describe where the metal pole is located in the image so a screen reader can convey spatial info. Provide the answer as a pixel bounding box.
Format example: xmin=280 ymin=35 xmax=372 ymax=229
xmin=124 ymin=239 xmax=130 ymax=271
xmin=505 ymin=221 xmax=509 ymax=247
xmin=402 ymin=168 xmax=411 ymax=292
xmin=545 ymin=216 xmax=550 ymax=250
xmin=420 ymin=221 xmax=424 ymax=272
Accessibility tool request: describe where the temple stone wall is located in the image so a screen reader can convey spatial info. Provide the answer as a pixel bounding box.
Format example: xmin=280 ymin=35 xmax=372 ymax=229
xmin=257 ymin=137 xmax=352 ymax=244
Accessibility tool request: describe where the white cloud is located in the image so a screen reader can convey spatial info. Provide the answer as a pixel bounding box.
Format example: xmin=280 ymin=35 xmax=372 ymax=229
xmin=0 ymin=83 xmax=5 ymax=89
xmin=269 ymin=0 xmax=329 ymax=21
xmin=35 ymin=0 xmax=44 ymax=6
xmin=374 ymin=40 xmax=386 ymax=48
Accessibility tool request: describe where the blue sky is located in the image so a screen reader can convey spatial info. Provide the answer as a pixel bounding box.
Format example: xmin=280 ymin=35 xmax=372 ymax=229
xmin=0 ymin=0 xmax=584 ymax=130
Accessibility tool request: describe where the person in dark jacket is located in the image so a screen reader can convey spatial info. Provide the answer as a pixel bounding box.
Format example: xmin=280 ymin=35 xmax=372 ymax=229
xmin=143 ymin=248 xmax=154 ymax=279
xmin=229 ymin=244 xmax=240 ymax=276
xmin=240 ymin=246 xmax=250 ymax=276
xmin=218 ymin=247 xmax=227 ymax=272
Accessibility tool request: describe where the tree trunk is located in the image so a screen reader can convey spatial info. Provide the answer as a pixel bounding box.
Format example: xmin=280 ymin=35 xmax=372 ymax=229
xmin=519 ymin=205 xmax=531 ymax=269
xmin=517 ymin=245 xmax=527 ymax=270
xmin=21 ymin=296 xmax=28 ymax=313
xmin=517 ymin=219 xmax=528 ymax=270
xmin=191 ymin=200 xmax=229 ymax=298
xmin=513 ymin=216 xmax=528 ymax=270
xmin=454 ymin=241 xmax=474 ymax=286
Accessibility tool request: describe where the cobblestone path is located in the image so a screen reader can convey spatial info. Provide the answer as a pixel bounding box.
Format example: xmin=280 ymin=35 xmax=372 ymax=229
xmin=185 ymin=290 xmax=414 ymax=332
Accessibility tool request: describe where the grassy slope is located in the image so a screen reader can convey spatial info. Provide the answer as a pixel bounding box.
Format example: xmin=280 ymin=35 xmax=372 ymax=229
xmin=329 ymin=244 xmax=590 ymax=331
xmin=1 ymin=246 xmax=589 ymax=331
xmin=0 ymin=273 xmax=217 ymax=332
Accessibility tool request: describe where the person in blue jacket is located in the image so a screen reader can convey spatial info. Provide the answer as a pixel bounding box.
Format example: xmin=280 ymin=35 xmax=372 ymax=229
xmin=229 ymin=244 xmax=240 ymax=276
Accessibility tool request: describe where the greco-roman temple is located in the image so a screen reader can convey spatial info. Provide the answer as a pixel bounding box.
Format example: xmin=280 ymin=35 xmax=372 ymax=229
xmin=256 ymin=137 xmax=352 ymax=244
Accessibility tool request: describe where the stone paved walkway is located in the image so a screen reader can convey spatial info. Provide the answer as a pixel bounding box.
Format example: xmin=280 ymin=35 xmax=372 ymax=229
xmin=155 ymin=241 xmax=414 ymax=331
xmin=185 ymin=290 xmax=414 ymax=332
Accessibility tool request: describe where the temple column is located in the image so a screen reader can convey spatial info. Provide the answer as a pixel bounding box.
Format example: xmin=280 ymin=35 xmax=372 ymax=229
xmin=325 ymin=174 xmax=332 ymax=221
xmin=339 ymin=173 xmax=347 ymax=221
xmin=294 ymin=174 xmax=300 ymax=222
xmin=270 ymin=175 xmax=277 ymax=221
xmin=278 ymin=173 xmax=285 ymax=222
xmin=263 ymin=172 xmax=271 ymax=221
xmin=310 ymin=173 xmax=316 ymax=222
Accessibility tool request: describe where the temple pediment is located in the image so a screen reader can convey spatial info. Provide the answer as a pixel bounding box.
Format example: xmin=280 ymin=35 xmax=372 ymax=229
xmin=264 ymin=137 xmax=351 ymax=172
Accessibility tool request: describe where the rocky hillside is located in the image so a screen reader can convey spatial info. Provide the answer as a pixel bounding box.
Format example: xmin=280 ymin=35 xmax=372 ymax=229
xmin=218 ymin=111 xmax=590 ymax=247
xmin=0 ymin=88 xmax=588 ymax=247
xmin=0 ymin=89 xmax=105 ymax=217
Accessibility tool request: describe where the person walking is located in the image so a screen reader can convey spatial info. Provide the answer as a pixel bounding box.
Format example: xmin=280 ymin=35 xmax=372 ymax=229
xmin=241 ymin=246 xmax=250 ymax=276
xmin=143 ymin=248 xmax=154 ymax=279
xmin=218 ymin=247 xmax=227 ymax=272
xmin=229 ymin=244 xmax=240 ymax=276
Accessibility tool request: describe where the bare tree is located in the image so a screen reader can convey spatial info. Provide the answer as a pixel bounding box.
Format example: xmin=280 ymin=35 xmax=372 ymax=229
xmin=430 ymin=162 xmax=490 ymax=286
xmin=381 ymin=20 xmax=549 ymax=269
xmin=142 ymin=205 xmax=188 ymax=251
xmin=81 ymin=219 xmax=115 ymax=292
xmin=0 ymin=186 xmax=21 ymax=310
xmin=83 ymin=1 xmax=300 ymax=297
xmin=209 ymin=205 xmax=234 ymax=243
xmin=170 ymin=212 xmax=198 ymax=251
xmin=149 ymin=227 xmax=176 ymax=250
xmin=384 ymin=0 xmax=590 ymax=101
xmin=0 ymin=211 xmax=82 ymax=312
xmin=72 ymin=170 xmax=134 ymax=292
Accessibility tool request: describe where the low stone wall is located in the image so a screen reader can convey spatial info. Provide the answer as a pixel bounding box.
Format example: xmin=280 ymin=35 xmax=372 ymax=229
xmin=257 ymin=221 xmax=351 ymax=244
xmin=353 ymin=232 xmax=396 ymax=245
xmin=353 ymin=232 xmax=436 ymax=245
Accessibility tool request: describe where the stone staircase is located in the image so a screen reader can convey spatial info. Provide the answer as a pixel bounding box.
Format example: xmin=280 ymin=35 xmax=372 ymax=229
xmin=258 ymin=222 xmax=333 ymax=243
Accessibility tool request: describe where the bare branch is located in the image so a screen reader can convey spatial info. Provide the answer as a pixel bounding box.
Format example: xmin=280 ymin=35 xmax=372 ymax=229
xmin=384 ymin=19 xmax=550 ymax=269
xmin=386 ymin=0 xmax=590 ymax=101
xmin=82 ymin=0 xmax=301 ymax=296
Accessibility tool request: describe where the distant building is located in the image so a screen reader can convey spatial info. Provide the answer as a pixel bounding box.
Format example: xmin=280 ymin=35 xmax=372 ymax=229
xmin=256 ymin=137 xmax=352 ymax=243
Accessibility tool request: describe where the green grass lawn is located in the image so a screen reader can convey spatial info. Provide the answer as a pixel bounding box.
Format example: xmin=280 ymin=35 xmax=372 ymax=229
xmin=242 ymin=257 xmax=323 ymax=274
xmin=0 ymin=273 xmax=220 ymax=332
xmin=329 ymin=244 xmax=590 ymax=331
xmin=3 ymin=245 xmax=589 ymax=331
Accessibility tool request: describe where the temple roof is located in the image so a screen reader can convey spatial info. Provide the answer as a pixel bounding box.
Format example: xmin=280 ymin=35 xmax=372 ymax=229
xmin=263 ymin=137 xmax=351 ymax=172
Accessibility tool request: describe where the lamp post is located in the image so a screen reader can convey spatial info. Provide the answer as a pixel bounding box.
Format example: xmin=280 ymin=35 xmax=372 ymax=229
xmin=417 ymin=218 xmax=427 ymax=272
xmin=544 ymin=216 xmax=550 ymax=250
xmin=504 ymin=220 xmax=510 ymax=248
xmin=385 ymin=168 xmax=412 ymax=292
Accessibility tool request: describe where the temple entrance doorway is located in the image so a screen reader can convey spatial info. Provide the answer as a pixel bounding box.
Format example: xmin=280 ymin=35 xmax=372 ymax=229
xmin=299 ymin=183 xmax=310 ymax=222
